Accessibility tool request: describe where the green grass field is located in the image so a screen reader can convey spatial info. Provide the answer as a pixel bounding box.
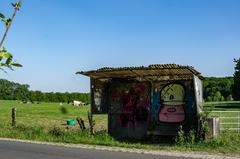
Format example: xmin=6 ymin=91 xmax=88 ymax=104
xmin=0 ymin=100 xmax=107 ymax=130
xmin=204 ymin=101 xmax=240 ymax=111
xmin=0 ymin=100 xmax=240 ymax=154
xmin=0 ymin=100 xmax=239 ymax=129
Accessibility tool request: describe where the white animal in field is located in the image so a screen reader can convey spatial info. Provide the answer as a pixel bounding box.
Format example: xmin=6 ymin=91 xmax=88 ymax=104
xmin=73 ymin=100 xmax=83 ymax=106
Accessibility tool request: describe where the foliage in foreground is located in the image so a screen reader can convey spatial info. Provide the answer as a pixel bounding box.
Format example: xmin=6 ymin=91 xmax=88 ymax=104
xmin=0 ymin=1 xmax=22 ymax=71
xmin=0 ymin=123 xmax=239 ymax=154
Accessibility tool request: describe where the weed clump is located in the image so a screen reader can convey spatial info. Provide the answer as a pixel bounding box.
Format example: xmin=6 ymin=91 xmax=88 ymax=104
xmin=175 ymin=126 xmax=195 ymax=145
xmin=49 ymin=127 xmax=64 ymax=137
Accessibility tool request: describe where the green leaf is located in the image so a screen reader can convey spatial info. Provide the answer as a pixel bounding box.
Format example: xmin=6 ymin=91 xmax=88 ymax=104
xmin=3 ymin=52 xmax=12 ymax=59
xmin=0 ymin=52 xmax=4 ymax=57
xmin=5 ymin=18 xmax=12 ymax=26
xmin=0 ymin=63 xmax=6 ymax=67
xmin=6 ymin=56 xmax=12 ymax=65
xmin=0 ymin=13 xmax=5 ymax=19
xmin=0 ymin=49 xmax=8 ymax=57
xmin=11 ymin=3 xmax=16 ymax=8
xmin=16 ymin=2 xmax=21 ymax=10
xmin=11 ymin=2 xmax=21 ymax=10
xmin=11 ymin=63 xmax=22 ymax=67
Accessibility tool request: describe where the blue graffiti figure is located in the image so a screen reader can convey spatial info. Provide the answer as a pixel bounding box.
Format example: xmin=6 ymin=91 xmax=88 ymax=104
xmin=152 ymin=91 xmax=160 ymax=120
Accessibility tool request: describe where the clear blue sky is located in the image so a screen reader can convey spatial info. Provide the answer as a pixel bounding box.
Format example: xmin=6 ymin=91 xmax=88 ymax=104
xmin=0 ymin=0 xmax=239 ymax=92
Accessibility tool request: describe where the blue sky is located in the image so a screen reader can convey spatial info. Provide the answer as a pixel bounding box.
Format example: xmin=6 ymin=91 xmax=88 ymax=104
xmin=0 ymin=0 xmax=239 ymax=92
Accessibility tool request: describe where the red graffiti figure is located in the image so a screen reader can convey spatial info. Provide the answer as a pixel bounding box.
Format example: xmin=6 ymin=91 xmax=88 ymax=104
xmin=112 ymin=84 xmax=150 ymax=128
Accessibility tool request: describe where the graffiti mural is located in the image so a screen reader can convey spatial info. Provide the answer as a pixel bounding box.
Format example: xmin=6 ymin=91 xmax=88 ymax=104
xmin=159 ymin=83 xmax=186 ymax=123
xmin=94 ymin=89 xmax=102 ymax=112
xmin=111 ymin=83 xmax=150 ymax=128
xmin=152 ymin=90 xmax=160 ymax=121
xmin=91 ymin=79 xmax=108 ymax=114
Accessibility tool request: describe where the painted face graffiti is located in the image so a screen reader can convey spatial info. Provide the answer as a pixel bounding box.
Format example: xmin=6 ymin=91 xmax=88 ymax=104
xmin=159 ymin=83 xmax=186 ymax=123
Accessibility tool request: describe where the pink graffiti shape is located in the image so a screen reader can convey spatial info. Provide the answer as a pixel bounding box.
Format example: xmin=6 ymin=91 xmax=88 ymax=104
xmin=159 ymin=105 xmax=185 ymax=123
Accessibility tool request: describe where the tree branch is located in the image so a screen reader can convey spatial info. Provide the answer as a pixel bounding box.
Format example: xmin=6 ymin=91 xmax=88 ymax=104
xmin=0 ymin=0 xmax=22 ymax=49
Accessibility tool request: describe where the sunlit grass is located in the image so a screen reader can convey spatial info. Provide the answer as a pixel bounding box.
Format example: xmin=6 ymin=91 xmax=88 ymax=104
xmin=0 ymin=100 xmax=240 ymax=154
xmin=0 ymin=100 xmax=107 ymax=130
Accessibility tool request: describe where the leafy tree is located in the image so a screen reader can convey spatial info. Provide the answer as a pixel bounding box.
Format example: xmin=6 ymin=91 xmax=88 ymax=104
xmin=232 ymin=58 xmax=240 ymax=100
xmin=0 ymin=0 xmax=22 ymax=71
xmin=213 ymin=91 xmax=223 ymax=102
xmin=0 ymin=79 xmax=28 ymax=100
xmin=203 ymin=77 xmax=233 ymax=101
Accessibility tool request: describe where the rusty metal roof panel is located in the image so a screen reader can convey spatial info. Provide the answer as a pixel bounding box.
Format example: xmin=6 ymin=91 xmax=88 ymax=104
xmin=77 ymin=64 xmax=204 ymax=79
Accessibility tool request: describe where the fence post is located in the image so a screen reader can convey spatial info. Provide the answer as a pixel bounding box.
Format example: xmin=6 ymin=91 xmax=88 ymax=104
xmin=219 ymin=112 xmax=221 ymax=132
xmin=12 ymin=108 xmax=16 ymax=127
xmin=88 ymin=111 xmax=95 ymax=135
xmin=238 ymin=112 xmax=240 ymax=133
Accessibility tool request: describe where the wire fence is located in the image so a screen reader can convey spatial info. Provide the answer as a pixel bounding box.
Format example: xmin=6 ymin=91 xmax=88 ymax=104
xmin=211 ymin=111 xmax=240 ymax=133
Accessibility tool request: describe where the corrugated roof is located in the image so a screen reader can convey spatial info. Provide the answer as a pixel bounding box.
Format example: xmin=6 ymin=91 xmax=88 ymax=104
xmin=76 ymin=64 xmax=204 ymax=80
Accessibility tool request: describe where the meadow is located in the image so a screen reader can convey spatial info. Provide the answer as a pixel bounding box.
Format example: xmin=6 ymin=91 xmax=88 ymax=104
xmin=0 ymin=100 xmax=240 ymax=154
xmin=0 ymin=100 xmax=107 ymax=130
xmin=204 ymin=101 xmax=240 ymax=111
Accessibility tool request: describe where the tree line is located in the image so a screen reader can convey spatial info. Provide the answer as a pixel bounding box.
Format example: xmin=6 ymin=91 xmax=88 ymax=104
xmin=0 ymin=79 xmax=90 ymax=103
xmin=0 ymin=76 xmax=238 ymax=103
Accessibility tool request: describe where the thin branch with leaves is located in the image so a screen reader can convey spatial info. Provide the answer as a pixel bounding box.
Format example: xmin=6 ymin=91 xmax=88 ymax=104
xmin=0 ymin=0 xmax=23 ymax=71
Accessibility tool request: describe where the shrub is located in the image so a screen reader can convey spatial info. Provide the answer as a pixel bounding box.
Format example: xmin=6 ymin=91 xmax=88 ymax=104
xmin=175 ymin=126 xmax=195 ymax=145
xmin=49 ymin=127 xmax=64 ymax=137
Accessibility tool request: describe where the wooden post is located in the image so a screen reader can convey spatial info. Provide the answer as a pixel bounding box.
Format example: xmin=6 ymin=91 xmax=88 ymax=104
xmin=12 ymin=108 xmax=16 ymax=127
xmin=88 ymin=111 xmax=95 ymax=135
xmin=76 ymin=117 xmax=86 ymax=130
